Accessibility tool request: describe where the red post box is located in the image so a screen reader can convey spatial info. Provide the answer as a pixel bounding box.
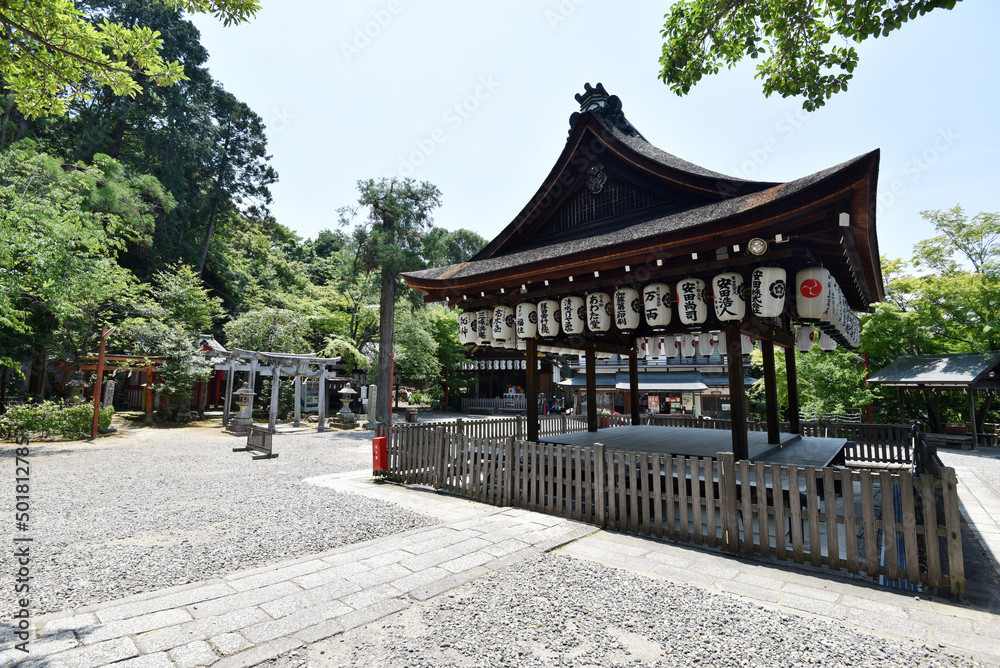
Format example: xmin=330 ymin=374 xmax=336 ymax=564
xmin=372 ymin=436 xmax=388 ymax=474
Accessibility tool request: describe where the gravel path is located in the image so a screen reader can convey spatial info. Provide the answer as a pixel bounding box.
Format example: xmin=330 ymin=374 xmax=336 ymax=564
xmin=940 ymin=447 xmax=1000 ymax=494
xmin=0 ymin=423 xmax=435 ymax=618
xmin=264 ymin=555 xmax=984 ymax=668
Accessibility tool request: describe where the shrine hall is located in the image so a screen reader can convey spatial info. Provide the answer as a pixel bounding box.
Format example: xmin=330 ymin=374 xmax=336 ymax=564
xmin=403 ymin=83 xmax=883 ymax=466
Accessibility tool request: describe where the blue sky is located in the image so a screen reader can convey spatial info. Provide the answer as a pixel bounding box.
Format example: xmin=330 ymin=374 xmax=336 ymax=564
xmin=191 ymin=1 xmax=999 ymax=266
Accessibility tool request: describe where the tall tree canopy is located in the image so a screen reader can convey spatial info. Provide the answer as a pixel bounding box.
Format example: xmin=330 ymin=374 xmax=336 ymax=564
xmin=339 ymin=178 xmax=443 ymax=427
xmin=0 ymin=0 xmax=258 ymax=118
xmin=659 ymin=0 xmax=961 ymax=110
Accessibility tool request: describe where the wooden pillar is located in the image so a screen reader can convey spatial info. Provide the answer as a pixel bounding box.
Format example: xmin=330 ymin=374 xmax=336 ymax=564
xmin=968 ymin=389 xmax=979 ymax=450
xmin=525 ymin=339 xmax=539 ymax=441
xmin=197 ymin=379 xmax=208 ymax=419
xmin=761 ymin=339 xmax=780 ymax=445
xmin=586 ymin=346 xmax=597 ymax=433
xmin=724 ymin=323 xmax=749 ymax=460
xmin=222 ymin=362 xmax=235 ymax=426
xmin=90 ymin=326 xmax=109 ymax=438
xmin=268 ymin=364 xmax=280 ymax=432
xmin=293 ymin=376 xmax=302 ymax=427
xmin=785 ymin=345 xmax=800 ymax=435
xmin=897 ymin=387 xmax=906 ymax=424
xmin=317 ymin=373 xmax=327 ymax=431
xmin=144 ymin=365 xmax=154 ymax=425
xmin=629 ymin=347 xmax=640 ymax=425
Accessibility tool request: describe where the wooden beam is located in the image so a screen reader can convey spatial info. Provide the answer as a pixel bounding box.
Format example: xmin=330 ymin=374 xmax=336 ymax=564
xmin=629 ymin=347 xmax=640 ymax=425
xmin=526 ymin=338 xmax=539 ymax=441
xmin=724 ymin=322 xmax=749 ymax=460
xmin=586 ymin=347 xmax=598 ymax=433
xmin=968 ymin=389 xmax=979 ymax=451
xmin=761 ymin=339 xmax=780 ymax=445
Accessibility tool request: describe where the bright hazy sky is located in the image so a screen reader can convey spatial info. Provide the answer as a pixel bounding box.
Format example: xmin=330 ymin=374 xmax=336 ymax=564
xmin=190 ymin=1 xmax=999 ymax=265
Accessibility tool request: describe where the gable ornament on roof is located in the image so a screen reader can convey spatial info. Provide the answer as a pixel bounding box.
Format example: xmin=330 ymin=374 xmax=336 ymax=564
xmin=568 ymin=82 xmax=645 ymax=139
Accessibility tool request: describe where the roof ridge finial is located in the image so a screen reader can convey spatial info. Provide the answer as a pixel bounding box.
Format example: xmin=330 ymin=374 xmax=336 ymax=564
xmin=569 ymin=82 xmax=645 ymax=140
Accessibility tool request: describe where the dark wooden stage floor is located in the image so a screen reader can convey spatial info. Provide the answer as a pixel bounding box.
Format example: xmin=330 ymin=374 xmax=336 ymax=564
xmin=539 ymin=425 xmax=846 ymax=468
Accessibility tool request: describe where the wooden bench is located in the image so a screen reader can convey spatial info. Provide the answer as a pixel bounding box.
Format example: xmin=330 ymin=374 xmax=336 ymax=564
xmin=233 ymin=425 xmax=278 ymax=460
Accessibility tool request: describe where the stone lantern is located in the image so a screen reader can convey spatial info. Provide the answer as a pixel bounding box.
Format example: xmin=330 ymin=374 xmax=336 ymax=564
xmin=329 ymin=383 xmax=358 ymax=430
xmin=226 ymin=382 xmax=256 ymax=436
xmin=66 ymin=370 xmax=88 ymax=404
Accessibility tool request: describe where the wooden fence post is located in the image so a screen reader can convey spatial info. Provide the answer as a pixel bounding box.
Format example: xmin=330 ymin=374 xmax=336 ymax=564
xmin=595 ymin=442 xmax=606 ymax=527
xmin=434 ymin=427 xmax=445 ymax=489
xmin=456 ymin=418 xmax=465 ymax=435
xmin=941 ymin=467 xmax=966 ymax=595
xmin=516 ymin=415 xmax=523 ymax=440
xmin=504 ymin=436 xmax=515 ymax=506
xmin=717 ymin=452 xmax=739 ymax=553
xmin=561 ymin=414 xmax=567 ymax=434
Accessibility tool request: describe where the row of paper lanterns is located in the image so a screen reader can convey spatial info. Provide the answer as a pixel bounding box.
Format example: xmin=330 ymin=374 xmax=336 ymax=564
xmin=795 ymin=267 xmax=861 ymax=348
xmin=461 ymin=360 xmax=534 ymax=371
xmin=457 ymin=266 xmax=858 ymax=350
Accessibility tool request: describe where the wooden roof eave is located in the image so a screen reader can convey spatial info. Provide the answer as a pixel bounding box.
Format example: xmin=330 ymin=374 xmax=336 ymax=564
xmin=474 ymin=114 xmax=774 ymax=261
xmin=406 ymin=159 xmax=880 ymax=308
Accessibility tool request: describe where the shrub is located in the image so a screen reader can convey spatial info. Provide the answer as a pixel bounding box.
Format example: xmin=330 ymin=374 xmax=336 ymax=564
xmin=409 ymin=392 xmax=433 ymax=406
xmin=0 ymin=401 xmax=114 ymax=441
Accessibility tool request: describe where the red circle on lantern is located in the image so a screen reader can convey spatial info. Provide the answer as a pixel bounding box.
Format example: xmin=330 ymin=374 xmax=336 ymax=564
xmin=800 ymin=279 xmax=823 ymax=298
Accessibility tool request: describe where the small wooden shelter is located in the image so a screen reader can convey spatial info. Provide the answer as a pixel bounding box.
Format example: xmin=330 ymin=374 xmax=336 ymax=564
xmin=869 ymin=352 xmax=1000 ymax=447
xmin=404 ymin=83 xmax=883 ymax=461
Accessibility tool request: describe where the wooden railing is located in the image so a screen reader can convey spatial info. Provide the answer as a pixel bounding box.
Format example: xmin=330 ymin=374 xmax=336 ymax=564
xmin=379 ymin=429 xmax=964 ymax=594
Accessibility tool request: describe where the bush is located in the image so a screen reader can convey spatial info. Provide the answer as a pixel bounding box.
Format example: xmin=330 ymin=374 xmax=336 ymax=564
xmin=409 ymin=392 xmax=433 ymax=406
xmin=0 ymin=401 xmax=114 ymax=441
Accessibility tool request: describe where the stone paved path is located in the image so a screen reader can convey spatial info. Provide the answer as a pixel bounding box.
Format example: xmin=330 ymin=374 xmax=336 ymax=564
xmin=3 ymin=468 xmax=1000 ymax=667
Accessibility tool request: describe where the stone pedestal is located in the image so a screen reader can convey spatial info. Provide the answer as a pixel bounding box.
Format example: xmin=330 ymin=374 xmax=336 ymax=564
xmin=329 ymin=383 xmax=358 ymax=430
xmin=226 ymin=382 xmax=256 ymax=436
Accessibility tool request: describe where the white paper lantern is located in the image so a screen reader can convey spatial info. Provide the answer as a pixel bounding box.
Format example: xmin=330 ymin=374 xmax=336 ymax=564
xmin=677 ymin=278 xmax=708 ymax=325
xmin=679 ymin=333 xmax=697 ymax=357
xmin=614 ymin=287 xmax=641 ymax=332
xmin=817 ymin=330 xmax=838 ymax=351
xmin=795 ymin=326 xmax=815 ymax=352
xmin=537 ymin=299 xmax=561 ymax=338
xmin=492 ymin=305 xmax=514 ymax=347
xmin=561 ymin=296 xmax=585 ymax=335
xmin=521 ymin=359 xmax=527 ymax=370
xmin=697 ymin=332 xmax=714 ymax=357
xmin=516 ymin=339 xmax=526 ymax=351
xmin=642 ymin=283 xmax=672 ymax=330
xmin=586 ymin=291 xmax=612 ymax=333
xmin=741 ymin=335 xmax=754 ymax=355
xmin=712 ymin=272 xmax=746 ymax=322
xmin=663 ymin=334 xmax=679 ymax=358
xmin=751 ymin=267 xmax=787 ymax=317
xmin=635 ymin=337 xmax=647 ymax=359
xmin=458 ymin=311 xmax=476 ymax=346
xmin=716 ymin=331 xmax=727 ymax=353
xmin=515 ymin=302 xmax=537 ymax=339
xmin=796 ymin=267 xmax=830 ymax=321
xmin=476 ymin=309 xmax=492 ymax=346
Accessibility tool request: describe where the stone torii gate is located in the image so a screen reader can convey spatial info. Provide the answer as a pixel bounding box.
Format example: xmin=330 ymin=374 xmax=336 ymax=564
xmin=216 ymin=349 xmax=344 ymax=431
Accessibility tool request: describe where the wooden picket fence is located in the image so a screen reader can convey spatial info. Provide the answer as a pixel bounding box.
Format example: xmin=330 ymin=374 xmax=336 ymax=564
xmin=379 ymin=426 xmax=965 ymax=594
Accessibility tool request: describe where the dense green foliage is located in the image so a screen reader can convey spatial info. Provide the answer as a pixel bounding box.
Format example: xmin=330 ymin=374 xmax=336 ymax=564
xmin=660 ymin=0 xmax=961 ymax=110
xmin=0 ymin=401 xmax=114 ymax=440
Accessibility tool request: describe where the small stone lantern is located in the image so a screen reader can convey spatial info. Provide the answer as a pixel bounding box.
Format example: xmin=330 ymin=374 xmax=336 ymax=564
xmin=329 ymin=383 xmax=358 ymax=430
xmin=227 ymin=382 xmax=256 ymax=436
xmin=66 ymin=370 xmax=88 ymax=404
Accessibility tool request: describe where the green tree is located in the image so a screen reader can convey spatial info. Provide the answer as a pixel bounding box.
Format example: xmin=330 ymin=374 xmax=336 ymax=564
xmin=0 ymin=0 xmax=258 ymax=118
xmin=659 ymin=0 xmax=961 ymax=111
xmin=223 ymin=308 xmax=311 ymax=354
xmin=750 ymin=346 xmax=875 ymax=419
xmin=152 ymin=262 xmax=224 ymax=334
xmin=339 ymin=178 xmax=442 ymax=427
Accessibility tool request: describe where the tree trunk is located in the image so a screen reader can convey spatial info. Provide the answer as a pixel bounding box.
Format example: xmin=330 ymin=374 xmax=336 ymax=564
xmin=375 ymin=270 xmax=395 ymax=427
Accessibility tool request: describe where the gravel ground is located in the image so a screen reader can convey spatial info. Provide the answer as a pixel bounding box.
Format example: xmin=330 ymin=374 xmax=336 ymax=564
xmin=264 ymin=554 xmax=984 ymax=668
xmin=940 ymin=447 xmax=1000 ymax=493
xmin=0 ymin=421 xmax=435 ymax=618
